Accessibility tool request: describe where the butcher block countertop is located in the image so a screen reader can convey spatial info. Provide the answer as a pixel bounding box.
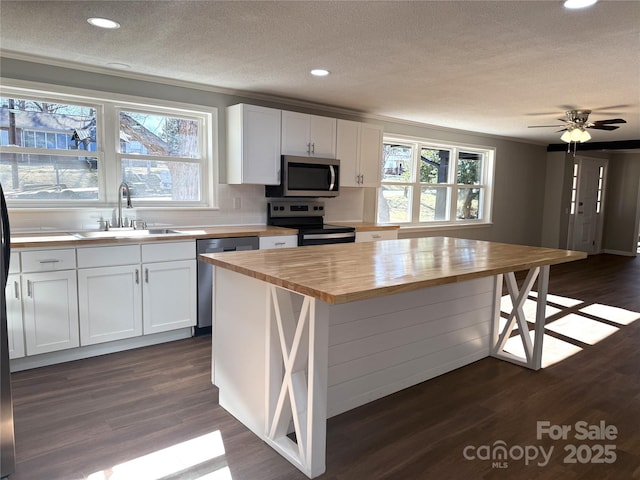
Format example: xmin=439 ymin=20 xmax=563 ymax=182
xmin=199 ymin=236 xmax=587 ymax=304
xmin=10 ymin=225 xmax=296 ymax=248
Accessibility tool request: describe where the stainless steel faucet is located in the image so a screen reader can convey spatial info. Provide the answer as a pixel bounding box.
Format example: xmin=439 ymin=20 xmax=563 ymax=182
xmin=117 ymin=182 xmax=132 ymax=228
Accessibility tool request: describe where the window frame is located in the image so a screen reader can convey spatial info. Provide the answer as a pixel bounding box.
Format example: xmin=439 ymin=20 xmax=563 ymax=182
xmin=0 ymin=81 xmax=217 ymax=209
xmin=378 ymin=134 xmax=495 ymax=228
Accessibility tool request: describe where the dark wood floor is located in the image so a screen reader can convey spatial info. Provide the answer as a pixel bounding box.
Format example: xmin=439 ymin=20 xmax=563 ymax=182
xmin=9 ymin=254 xmax=640 ymax=480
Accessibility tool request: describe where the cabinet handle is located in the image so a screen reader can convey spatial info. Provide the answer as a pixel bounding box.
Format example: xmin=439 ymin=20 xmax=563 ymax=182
xmin=135 ymin=269 xmax=140 ymax=284
xmin=14 ymin=280 xmax=19 ymax=299
xmin=27 ymin=280 xmax=32 ymax=297
xmin=275 ymin=242 xmax=285 ymax=247
xmin=39 ymin=259 xmax=60 ymax=264
xmin=307 ymin=142 xmax=311 ymax=154
xmin=372 ymin=234 xmax=382 ymax=239
xmin=145 ymin=268 xmax=149 ymax=283
xmin=311 ymin=142 xmax=315 ymax=154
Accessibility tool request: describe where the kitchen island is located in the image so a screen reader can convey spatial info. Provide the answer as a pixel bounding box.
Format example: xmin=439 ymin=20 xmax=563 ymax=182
xmin=199 ymin=237 xmax=586 ymax=478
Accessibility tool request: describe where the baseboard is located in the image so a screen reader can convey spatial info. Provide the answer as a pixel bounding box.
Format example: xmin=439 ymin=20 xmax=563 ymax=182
xmin=10 ymin=328 xmax=193 ymax=372
xmin=602 ymin=249 xmax=637 ymax=257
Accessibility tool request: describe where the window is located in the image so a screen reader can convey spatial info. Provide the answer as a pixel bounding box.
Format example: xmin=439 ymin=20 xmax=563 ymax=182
xmin=0 ymin=96 xmax=100 ymax=200
xmin=0 ymin=86 xmax=214 ymax=207
xmin=118 ymin=109 xmax=202 ymax=202
xmin=377 ymin=136 xmax=494 ymax=226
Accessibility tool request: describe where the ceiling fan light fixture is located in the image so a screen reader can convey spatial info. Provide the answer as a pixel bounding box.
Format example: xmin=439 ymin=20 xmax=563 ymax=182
xmin=563 ymin=0 xmax=598 ymax=9
xmin=579 ymin=129 xmax=591 ymax=142
xmin=570 ymin=128 xmax=584 ymax=142
xmin=560 ymin=130 xmax=573 ymax=143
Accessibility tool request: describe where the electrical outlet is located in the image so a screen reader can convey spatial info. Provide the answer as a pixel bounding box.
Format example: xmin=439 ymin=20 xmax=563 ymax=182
xmin=233 ymin=197 xmax=241 ymax=209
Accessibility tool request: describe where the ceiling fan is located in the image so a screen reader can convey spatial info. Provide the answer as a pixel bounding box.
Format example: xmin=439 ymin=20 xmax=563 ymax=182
xmin=528 ymin=109 xmax=627 ymax=133
xmin=528 ymin=109 xmax=627 ymax=154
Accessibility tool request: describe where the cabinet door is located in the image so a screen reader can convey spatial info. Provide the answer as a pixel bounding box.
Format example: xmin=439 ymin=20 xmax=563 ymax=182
xmin=227 ymin=104 xmax=281 ymax=185
xmin=22 ymin=270 xmax=79 ymax=355
xmin=336 ymin=119 xmax=361 ymax=187
xmin=309 ymin=115 xmax=336 ymax=158
xmin=281 ymin=111 xmax=312 ymax=156
xmin=142 ymin=259 xmax=196 ymax=335
xmin=6 ymin=273 xmax=25 ymax=359
xmin=78 ymin=265 xmax=142 ymax=346
xmin=359 ymin=124 xmax=383 ymax=187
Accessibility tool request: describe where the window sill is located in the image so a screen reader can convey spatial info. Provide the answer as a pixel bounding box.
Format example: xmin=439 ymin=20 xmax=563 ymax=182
xmin=396 ymin=222 xmax=493 ymax=234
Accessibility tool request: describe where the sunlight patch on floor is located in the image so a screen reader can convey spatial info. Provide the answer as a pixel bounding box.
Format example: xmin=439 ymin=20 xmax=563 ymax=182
xmin=545 ymin=313 xmax=620 ymax=345
xmin=500 ymin=297 xmax=561 ymax=321
xmin=87 ymin=430 xmax=229 ymax=480
xmin=528 ymin=291 xmax=584 ymax=308
xmin=579 ymin=303 xmax=640 ymax=325
xmin=503 ymin=331 xmax=583 ymax=368
xmin=499 ymin=292 xmax=640 ymax=367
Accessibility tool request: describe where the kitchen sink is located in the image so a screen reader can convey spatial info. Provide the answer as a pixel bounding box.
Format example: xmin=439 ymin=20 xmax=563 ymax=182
xmin=71 ymin=228 xmax=182 ymax=239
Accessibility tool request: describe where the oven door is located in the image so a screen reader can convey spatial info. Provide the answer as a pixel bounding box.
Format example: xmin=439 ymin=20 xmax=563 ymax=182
xmin=298 ymin=225 xmax=355 ymax=246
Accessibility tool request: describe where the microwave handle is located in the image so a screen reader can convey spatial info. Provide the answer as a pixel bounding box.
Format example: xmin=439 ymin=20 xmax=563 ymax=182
xmin=328 ymin=165 xmax=336 ymax=191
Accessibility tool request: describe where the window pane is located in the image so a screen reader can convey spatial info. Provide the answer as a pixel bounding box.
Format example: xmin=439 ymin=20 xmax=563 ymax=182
xmin=122 ymin=159 xmax=199 ymax=202
xmin=1 ymin=152 xmax=98 ymax=200
xmin=457 ymin=152 xmax=482 ymax=184
xmin=119 ymin=111 xmax=199 ymax=158
xmin=377 ymin=185 xmax=412 ymax=223
xmin=457 ymin=187 xmax=481 ymax=219
xmin=0 ymin=97 xmax=97 ymax=150
xmin=382 ymin=143 xmax=413 ymax=182
xmin=420 ymin=148 xmax=450 ymax=184
xmin=420 ymin=187 xmax=450 ymax=222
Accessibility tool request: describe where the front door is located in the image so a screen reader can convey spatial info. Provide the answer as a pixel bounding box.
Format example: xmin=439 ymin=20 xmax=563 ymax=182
xmin=568 ymin=156 xmax=607 ymax=254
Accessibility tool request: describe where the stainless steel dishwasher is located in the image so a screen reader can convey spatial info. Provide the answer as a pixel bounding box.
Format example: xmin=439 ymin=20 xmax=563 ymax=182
xmin=196 ymin=236 xmax=259 ymax=335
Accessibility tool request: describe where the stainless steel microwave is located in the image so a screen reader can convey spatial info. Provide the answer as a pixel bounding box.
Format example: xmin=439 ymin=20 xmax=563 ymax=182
xmin=265 ymin=155 xmax=340 ymax=197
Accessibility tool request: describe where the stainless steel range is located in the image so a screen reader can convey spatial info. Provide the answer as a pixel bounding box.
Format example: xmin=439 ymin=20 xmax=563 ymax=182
xmin=267 ymin=200 xmax=355 ymax=246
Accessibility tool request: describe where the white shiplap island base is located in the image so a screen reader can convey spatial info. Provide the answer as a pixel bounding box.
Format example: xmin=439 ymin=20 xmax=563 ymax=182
xmin=199 ymin=237 xmax=586 ymax=478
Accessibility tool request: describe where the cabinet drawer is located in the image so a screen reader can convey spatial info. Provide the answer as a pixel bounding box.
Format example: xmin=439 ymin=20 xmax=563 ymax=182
xmin=77 ymin=244 xmax=140 ymax=268
xmin=355 ymin=230 xmax=398 ymax=242
xmin=259 ymin=235 xmax=298 ymax=250
xmin=141 ymin=241 xmax=195 ymax=263
xmin=21 ymin=249 xmax=76 ymax=272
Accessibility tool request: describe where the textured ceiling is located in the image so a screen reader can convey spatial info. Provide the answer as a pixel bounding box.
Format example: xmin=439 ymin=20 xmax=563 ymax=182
xmin=1 ymin=0 xmax=639 ymax=146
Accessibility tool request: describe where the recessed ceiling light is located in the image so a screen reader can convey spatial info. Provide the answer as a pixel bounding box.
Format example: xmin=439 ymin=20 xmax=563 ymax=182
xmin=563 ymin=0 xmax=597 ymax=9
xmin=310 ymin=69 xmax=330 ymax=77
xmin=87 ymin=17 xmax=120 ymax=29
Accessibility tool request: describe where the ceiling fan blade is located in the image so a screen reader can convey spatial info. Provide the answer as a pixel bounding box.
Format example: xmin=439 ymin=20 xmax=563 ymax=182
xmin=592 ymin=118 xmax=627 ymax=125
xmin=588 ymin=125 xmax=620 ymax=131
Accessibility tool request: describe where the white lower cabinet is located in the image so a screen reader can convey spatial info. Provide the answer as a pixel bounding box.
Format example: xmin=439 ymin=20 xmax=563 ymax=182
xmin=77 ymin=241 xmax=196 ymax=346
xmin=142 ymin=259 xmax=196 ymax=334
xmin=6 ymin=273 xmax=25 ymax=359
xmin=78 ymin=265 xmax=143 ymax=345
xmin=22 ymin=269 xmax=79 ymax=355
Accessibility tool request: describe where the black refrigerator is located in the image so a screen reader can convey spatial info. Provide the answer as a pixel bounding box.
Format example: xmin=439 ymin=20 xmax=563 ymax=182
xmin=1 ymin=182 xmax=15 ymax=478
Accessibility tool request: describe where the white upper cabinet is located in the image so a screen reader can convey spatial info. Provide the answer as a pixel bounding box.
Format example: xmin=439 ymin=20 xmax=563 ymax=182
xmin=282 ymin=111 xmax=336 ymax=158
xmin=227 ymin=104 xmax=281 ymax=185
xmin=336 ymin=120 xmax=383 ymax=187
